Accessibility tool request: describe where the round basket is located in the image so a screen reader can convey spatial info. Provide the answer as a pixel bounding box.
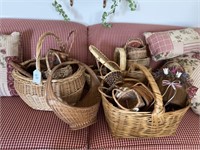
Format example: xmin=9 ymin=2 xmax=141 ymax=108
xmin=12 ymin=32 xmax=85 ymax=111
xmin=46 ymin=61 xmax=101 ymax=130
xmin=99 ymin=63 xmax=190 ymax=138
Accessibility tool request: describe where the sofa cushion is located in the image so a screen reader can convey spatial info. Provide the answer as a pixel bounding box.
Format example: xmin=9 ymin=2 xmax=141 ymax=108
xmin=88 ymin=23 xmax=183 ymax=69
xmin=1 ymin=97 xmax=89 ymax=149
xmin=1 ymin=18 xmax=88 ymax=63
xmin=88 ymin=106 xmax=200 ymax=149
xmin=144 ymin=28 xmax=200 ymax=61
xmin=0 ymin=32 xmax=22 ymax=96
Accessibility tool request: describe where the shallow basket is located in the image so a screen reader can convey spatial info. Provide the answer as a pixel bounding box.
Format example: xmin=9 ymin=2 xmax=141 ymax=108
xmin=99 ymin=63 xmax=190 ymax=138
xmin=46 ymin=61 xmax=101 ymax=130
xmin=12 ymin=32 xmax=85 ymax=111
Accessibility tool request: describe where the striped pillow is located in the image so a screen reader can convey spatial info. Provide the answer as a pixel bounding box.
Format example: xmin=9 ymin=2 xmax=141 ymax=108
xmin=144 ymin=28 xmax=200 ymax=61
xmin=0 ymin=32 xmax=22 ymax=96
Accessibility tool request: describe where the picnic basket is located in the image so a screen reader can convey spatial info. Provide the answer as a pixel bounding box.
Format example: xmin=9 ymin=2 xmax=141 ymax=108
xmin=99 ymin=63 xmax=190 ymax=138
xmin=12 ymin=32 xmax=85 ymax=111
xmin=46 ymin=60 xmax=101 ymax=130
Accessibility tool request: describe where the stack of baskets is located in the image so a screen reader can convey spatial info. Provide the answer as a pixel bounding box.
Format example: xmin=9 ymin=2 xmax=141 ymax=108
xmin=114 ymin=38 xmax=150 ymax=71
xmin=12 ymin=31 xmax=101 ymax=130
xmin=98 ymin=63 xmax=190 ymax=138
xmin=12 ymin=32 xmax=85 ymax=111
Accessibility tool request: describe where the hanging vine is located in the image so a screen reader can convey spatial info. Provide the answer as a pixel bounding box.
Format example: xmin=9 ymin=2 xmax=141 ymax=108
xmin=102 ymin=0 xmax=137 ymax=27
xmin=52 ymin=0 xmax=137 ymax=27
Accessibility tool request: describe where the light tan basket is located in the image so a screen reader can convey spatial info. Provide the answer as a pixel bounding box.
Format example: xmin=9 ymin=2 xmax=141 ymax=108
xmin=46 ymin=61 xmax=101 ymax=130
xmin=124 ymin=38 xmax=147 ymax=60
xmin=12 ymin=32 xmax=85 ymax=111
xmin=99 ymin=63 xmax=190 ymax=138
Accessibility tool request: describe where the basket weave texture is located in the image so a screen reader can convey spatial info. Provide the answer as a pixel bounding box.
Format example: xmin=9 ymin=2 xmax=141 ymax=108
xmin=46 ymin=61 xmax=101 ymax=130
xmin=12 ymin=32 xmax=85 ymax=111
xmin=99 ymin=63 xmax=189 ymax=138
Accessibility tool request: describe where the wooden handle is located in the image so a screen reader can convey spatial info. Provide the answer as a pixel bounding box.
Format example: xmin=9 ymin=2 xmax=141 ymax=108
xmin=10 ymin=61 xmax=33 ymax=78
xmin=113 ymin=47 xmax=127 ymax=71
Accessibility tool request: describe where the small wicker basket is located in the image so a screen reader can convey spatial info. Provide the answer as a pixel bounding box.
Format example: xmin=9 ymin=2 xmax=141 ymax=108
xmin=99 ymin=63 xmax=190 ymax=138
xmin=124 ymin=38 xmax=147 ymax=60
xmin=46 ymin=61 xmax=101 ymax=130
xmin=12 ymin=32 xmax=85 ymax=111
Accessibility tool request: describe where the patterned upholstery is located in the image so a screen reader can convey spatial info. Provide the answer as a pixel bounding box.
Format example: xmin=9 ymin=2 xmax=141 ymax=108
xmin=88 ymin=106 xmax=200 ymax=149
xmin=0 ymin=18 xmax=88 ymax=63
xmin=0 ymin=97 xmax=89 ymax=149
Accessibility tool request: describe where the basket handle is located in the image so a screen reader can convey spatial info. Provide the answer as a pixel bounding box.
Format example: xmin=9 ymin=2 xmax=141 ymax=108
xmin=99 ymin=60 xmax=120 ymax=79
xmin=113 ymin=47 xmax=127 ymax=71
xmin=124 ymin=38 xmax=145 ymax=50
xmin=46 ymin=60 xmax=101 ymax=107
xmin=35 ymin=32 xmax=65 ymax=71
xmin=130 ymin=63 xmax=164 ymax=115
xmin=45 ymin=49 xmax=63 ymax=74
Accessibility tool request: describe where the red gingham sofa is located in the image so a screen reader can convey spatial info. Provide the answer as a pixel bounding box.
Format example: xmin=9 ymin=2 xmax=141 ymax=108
xmin=1 ymin=18 xmax=200 ymax=150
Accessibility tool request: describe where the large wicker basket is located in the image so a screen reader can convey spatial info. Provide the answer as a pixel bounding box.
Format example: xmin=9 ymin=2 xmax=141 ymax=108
xmin=12 ymin=32 xmax=85 ymax=111
xmin=99 ymin=63 xmax=190 ymax=138
xmin=46 ymin=61 xmax=101 ymax=130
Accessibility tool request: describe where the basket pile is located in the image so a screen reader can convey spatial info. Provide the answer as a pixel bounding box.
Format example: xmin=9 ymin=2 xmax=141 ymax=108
xmin=99 ymin=63 xmax=190 ymax=138
xmin=12 ymin=31 xmax=85 ymax=111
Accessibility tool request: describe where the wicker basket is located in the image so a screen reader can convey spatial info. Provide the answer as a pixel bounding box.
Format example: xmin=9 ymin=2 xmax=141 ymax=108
xmin=46 ymin=61 xmax=101 ymax=130
xmin=124 ymin=38 xmax=147 ymax=60
xmin=12 ymin=32 xmax=85 ymax=111
xmin=99 ymin=63 xmax=190 ymax=138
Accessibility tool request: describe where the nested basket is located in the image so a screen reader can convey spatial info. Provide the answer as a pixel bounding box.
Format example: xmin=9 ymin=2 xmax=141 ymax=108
xmin=99 ymin=63 xmax=190 ymax=138
xmin=46 ymin=61 xmax=101 ymax=130
xmin=12 ymin=32 xmax=85 ymax=111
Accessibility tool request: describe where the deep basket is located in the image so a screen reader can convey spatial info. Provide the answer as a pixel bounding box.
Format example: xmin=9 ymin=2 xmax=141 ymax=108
xmin=99 ymin=63 xmax=190 ymax=138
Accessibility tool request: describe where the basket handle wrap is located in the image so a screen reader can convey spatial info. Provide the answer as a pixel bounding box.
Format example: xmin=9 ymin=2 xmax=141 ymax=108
xmin=113 ymin=47 xmax=127 ymax=71
xmin=131 ymin=63 xmax=164 ymax=115
xmin=46 ymin=60 xmax=100 ymax=106
xmin=35 ymin=32 xmax=64 ymax=71
xmin=124 ymin=38 xmax=144 ymax=49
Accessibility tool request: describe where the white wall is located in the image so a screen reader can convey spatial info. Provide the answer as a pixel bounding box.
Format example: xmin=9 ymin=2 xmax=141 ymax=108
xmin=0 ymin=0 xmax=200 ymax=27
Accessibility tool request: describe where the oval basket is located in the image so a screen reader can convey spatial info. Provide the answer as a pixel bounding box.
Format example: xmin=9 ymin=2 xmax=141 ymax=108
xmin=99 ymin=63 xmax=190 ymax=138
xmin=12 ymin=32 xmax=85 ymax=111
xmin=46 ymin=61 xmax=101 ymax=130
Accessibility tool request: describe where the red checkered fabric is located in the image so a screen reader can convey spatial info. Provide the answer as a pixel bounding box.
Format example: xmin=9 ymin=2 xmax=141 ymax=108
xmin=0 ymin=97 xmax=88 ymax=149
xmin=146 ymin=32 xmax=173 ymax=55
xmin=89 ymin=105 xmax=200 ymax=149
xmin=1 ymin=18 xmax=88 ymax=64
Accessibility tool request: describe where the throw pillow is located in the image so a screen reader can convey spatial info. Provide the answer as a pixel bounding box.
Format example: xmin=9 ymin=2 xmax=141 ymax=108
xmin=144 ymin=28 xmax=200 ymax=61
xmin=172 ymin=52 xmax=200 ymax=115
xmin=0 ymin=32 xmax=22 ymax=96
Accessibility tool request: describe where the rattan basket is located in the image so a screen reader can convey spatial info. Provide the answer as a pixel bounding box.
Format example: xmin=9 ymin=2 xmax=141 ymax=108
xmin=46 ymin=61 xmax=101 ymax=130
xmin=12 ymin=32 xmax=85 ymax=111
xmin=99 ymin=63 xmax=190 ymax=138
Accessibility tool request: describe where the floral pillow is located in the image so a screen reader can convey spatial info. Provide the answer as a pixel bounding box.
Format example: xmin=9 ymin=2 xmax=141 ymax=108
xmin=172 ymin=52 xmax=200 ymax=115
xmin=0 ymin=32 xmax=22 ymax=96
xmin=144 ymin=28 xmax=200 ymax=61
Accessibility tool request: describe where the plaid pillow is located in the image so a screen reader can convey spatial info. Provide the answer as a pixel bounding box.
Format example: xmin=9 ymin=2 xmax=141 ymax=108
xmin=144 ymin=28 xmax=200 ymax=61
xmin=0 ymin=32 xmax=22 ymax=96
